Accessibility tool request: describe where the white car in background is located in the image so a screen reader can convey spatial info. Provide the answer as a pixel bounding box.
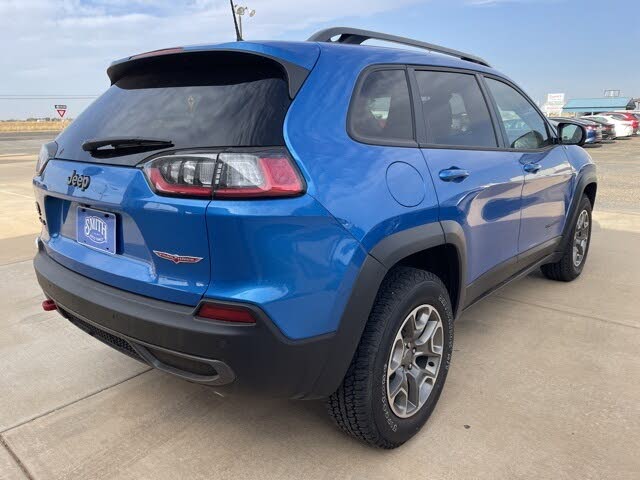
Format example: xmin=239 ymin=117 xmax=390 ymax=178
xmin=583 ymin=115 xmax=634 ymax=138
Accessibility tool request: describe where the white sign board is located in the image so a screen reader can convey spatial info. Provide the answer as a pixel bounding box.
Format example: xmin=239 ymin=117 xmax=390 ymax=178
xmin=546 ymin=93 xmax=565 ymax=104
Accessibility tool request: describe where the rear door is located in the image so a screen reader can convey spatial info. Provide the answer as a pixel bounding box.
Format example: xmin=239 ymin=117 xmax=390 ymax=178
xmin=482 ymin=76 xmax=573 ymax=255
xmin=35 ymin=52 xmax=296 ymax=306
xmin=412 ymin=68 xmax=524 ymax=290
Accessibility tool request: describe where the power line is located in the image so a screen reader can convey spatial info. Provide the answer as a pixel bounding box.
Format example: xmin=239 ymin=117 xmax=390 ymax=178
xmin=0 ymin=95 xmax=98 ymax=100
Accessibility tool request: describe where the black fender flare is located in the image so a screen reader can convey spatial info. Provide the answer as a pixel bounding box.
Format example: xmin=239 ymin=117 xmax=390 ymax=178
xmin=558 ymin=165 xmax=597 ymax=253
xmin=307 ymin=221 xmax=466 ymax=398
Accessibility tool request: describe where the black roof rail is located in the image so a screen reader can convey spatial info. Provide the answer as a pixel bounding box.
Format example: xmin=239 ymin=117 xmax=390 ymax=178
xmin=307 ymin=27 xmax=491 ymax=68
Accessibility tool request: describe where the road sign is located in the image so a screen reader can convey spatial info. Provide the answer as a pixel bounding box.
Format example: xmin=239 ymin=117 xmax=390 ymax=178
xmin=55 ymin=104 xmax=67 ymax=118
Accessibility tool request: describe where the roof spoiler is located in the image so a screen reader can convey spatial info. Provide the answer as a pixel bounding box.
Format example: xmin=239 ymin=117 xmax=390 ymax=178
xmin=106 ymin=48 xmax=311 ymax=99
xmin=308 ymin=27 xmax=491 ymax=68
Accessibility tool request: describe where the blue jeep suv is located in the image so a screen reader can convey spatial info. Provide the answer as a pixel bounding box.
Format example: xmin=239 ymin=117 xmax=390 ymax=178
xmin=33 ymin=28 xmax=597 ymax=448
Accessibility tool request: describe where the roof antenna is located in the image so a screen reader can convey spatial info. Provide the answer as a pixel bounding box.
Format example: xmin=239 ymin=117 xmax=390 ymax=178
xmin=229 ymin=1 xmax=242 ymax=41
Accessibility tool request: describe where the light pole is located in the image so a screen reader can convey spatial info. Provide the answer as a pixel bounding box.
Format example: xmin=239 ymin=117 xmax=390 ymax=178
xmin=234 ymin=5 xmax=255 ymax=38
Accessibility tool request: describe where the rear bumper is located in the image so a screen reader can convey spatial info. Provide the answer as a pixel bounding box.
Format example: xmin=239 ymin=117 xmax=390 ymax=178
xmin=34 ymin=247 xmax=346 ymax=399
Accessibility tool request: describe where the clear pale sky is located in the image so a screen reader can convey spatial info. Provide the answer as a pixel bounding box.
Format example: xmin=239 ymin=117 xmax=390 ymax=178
xmin=1 ymin=0 xmax=637 ymax=119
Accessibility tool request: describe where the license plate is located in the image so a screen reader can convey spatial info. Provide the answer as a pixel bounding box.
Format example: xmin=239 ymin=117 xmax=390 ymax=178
xmin=76 ymin=207 xmax=116 ymax=255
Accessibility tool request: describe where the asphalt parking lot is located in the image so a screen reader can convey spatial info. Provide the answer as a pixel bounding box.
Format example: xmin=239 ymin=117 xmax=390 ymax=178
xmin=1 ymin=132 xmax=639 ymax=479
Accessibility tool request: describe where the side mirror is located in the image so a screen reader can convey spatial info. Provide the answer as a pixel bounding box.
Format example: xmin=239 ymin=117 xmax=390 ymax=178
xmin=557 ymin=122 xmax=586 ymax=146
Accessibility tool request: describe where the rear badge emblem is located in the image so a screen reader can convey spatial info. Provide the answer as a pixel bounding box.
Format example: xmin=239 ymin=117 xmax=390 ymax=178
xmin=153 ymin=250 xmax=203 ymax=264
xmin=67 ymin=170 xmax=91 ymax=191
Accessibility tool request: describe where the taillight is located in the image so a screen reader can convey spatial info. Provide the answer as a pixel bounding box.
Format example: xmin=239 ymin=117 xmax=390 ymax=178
xmin=36 ymin=141 xmax=57 ymax=175
xmin=196 ymin=302 xmax=256 ymax=324
xmin=141 ymin=149 xmax=305 ymax=199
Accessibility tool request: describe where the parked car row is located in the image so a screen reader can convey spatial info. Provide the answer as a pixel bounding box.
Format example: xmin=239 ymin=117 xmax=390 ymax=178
xmin=549 ymin=111 xmax=639 ymax=145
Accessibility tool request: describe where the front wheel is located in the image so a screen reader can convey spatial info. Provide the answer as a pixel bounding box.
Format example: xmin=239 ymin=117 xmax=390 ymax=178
xmin=541 ymin=195 xmax=592 ymax=282
xmin=327 ymin=267 xmax=454 ymax=448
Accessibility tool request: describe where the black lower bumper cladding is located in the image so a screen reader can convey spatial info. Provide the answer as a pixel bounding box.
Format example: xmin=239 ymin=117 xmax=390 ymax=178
xmin=33 ymin=247 xmax=340 ymax=398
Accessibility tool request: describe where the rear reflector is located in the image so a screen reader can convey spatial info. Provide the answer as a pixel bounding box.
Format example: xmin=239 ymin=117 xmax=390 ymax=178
xmin=196 ymin=303 xmax=256 ymax=324
xmin=42 ymin=299 xmax=57 ymax=311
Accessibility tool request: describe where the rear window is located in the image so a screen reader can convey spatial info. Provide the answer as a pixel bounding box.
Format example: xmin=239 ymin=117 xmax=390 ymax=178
xmin=56 ymin=55 xmax=291 ymax=163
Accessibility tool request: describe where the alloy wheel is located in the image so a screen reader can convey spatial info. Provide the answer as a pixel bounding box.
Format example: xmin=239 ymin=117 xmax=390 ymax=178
xmin=573 ymin=209 xmax=590 ymax=267
xmin=386 ymin=304 xmax=443 ymax=418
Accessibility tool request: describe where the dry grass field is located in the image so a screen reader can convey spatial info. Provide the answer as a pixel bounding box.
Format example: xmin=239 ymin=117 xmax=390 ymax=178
xmin=0 ymin=120 xmax=70 ymax=133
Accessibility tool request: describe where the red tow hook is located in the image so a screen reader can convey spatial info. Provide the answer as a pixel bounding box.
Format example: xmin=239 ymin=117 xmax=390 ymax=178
xmin=42 ymin=299 xmax=57 ymax=311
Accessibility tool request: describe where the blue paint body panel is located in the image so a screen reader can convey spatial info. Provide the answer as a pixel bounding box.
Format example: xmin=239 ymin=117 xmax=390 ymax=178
xmin=34 ymin=159 xmax=211 ymax=306
xmin=203 ymin=197 xmax=366 ymax=339
xmin=33 ymin=39 xmax=595 ymax=342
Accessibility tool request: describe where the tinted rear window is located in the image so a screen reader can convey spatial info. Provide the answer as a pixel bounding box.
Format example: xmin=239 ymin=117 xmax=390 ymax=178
xmin=349 ymin=69 xmax=414 ymax=144
xmin=56 ymin=55 xmax=290 ymax=164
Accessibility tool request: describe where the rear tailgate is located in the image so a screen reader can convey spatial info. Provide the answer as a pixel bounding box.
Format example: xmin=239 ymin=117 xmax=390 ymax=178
xmin=34 ymin=159 xmax=210 ymax=305
xmin=34 ymin=47 xmax=316 ymax=306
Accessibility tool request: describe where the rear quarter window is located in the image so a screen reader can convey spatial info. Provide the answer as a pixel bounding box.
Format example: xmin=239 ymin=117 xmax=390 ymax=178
xmin=348 ymin=69 xmax=414 ymax=145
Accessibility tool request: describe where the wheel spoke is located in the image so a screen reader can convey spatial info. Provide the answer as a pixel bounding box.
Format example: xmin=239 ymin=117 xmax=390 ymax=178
xmin=401 ymin=311 xmax=417 ymax=341
xmin=388 ymin=367 xmax=408 ymax=399
xmin=388 ymin=337 xmax=405 ymax=374
xmin=405 ymin=368 xmax=425 ymax=411
xmin=415 ymin=319 xmax=443 ymax=357
xmin=389 ymin=369 xmax=409 ymax=415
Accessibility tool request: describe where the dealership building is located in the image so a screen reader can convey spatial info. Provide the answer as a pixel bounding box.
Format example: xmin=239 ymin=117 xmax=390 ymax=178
xmin=561 ymin=97 xmax=637 ymax=116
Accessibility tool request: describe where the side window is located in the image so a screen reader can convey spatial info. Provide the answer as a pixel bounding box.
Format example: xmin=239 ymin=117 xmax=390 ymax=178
xmin=350 ymin=69 xmax=414 ymax=143
xmin=415 ymin=71 xmax=497 ymax=147
xmin=485 ymin=78 xmax=551 ymax=149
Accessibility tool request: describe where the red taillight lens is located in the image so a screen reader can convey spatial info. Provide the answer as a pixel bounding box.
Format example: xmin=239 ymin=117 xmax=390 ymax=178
xmin=142 ymin=149 xmax=304 ymax=199
xmin=214 ymin=155 xmax=304 ymax=198
xmin=196 ymin=303 xmax=256 ymax=324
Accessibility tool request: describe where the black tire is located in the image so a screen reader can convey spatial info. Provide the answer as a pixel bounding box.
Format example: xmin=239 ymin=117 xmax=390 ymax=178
xmin=541 ymin=195 xmax=592 ymax=282
xmin=327 ymin=267 xmax=454 ymax=449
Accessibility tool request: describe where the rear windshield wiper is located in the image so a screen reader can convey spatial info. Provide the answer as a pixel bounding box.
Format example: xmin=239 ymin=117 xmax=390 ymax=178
xmin=82 ymin=137 xmax=174 ymax=153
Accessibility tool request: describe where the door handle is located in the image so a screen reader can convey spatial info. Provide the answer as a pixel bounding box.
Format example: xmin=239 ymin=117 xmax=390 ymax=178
xmin=523 ymin=163 xmax=541 ymax=174
xmin=439 ymin=167 xmax=470 ymax=182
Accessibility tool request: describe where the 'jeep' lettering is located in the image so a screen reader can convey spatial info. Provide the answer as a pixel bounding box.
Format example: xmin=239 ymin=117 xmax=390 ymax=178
xmin=67 ymin=170 xmax=91 ymax=191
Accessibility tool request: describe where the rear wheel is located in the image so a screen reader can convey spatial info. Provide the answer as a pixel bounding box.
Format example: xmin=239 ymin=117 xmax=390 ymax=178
xmin=541 ymin=195 xmax=592 ymax=282
xmin=327 ymin=267 xmax=454 ymax=448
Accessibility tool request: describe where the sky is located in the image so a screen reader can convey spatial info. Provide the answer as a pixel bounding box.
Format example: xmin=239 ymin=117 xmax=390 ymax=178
xmin=1 ymin=0 xmax=638 ymax=120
